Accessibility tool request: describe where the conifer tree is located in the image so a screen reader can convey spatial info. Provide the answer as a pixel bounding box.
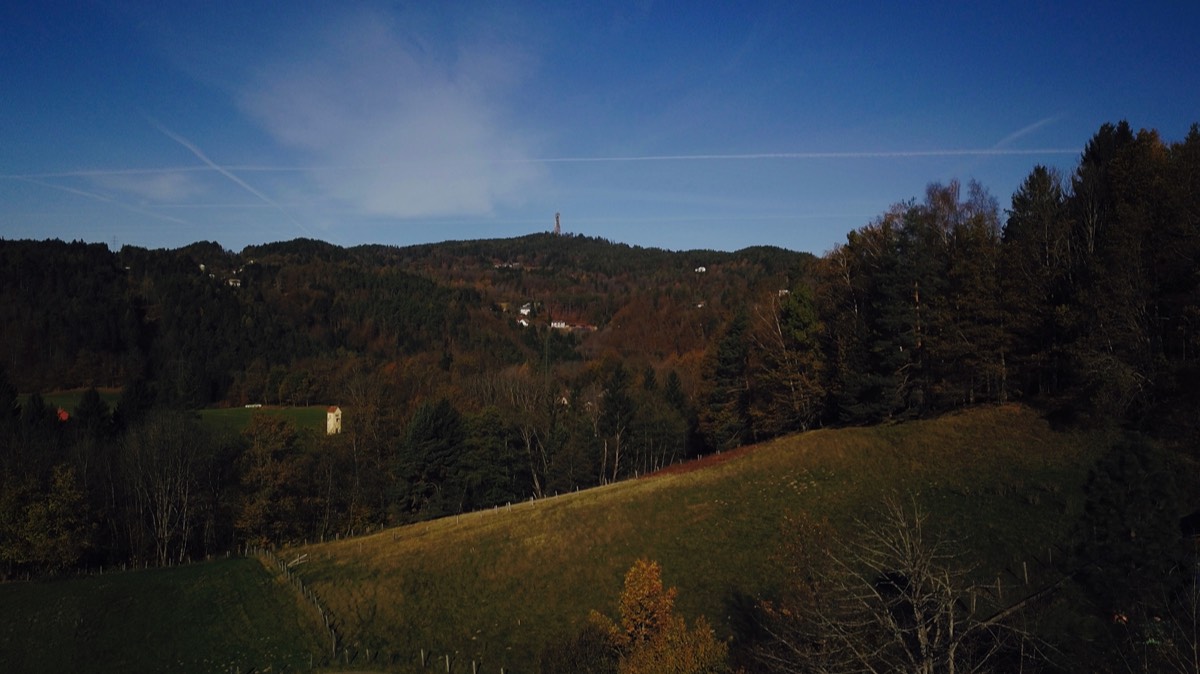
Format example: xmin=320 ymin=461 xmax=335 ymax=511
xmin=699 ymin=312 xmax=751 ymax=449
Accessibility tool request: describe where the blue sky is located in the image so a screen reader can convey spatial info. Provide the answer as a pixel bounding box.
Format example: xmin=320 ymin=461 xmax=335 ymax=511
xmin=2 ymin=2 xmax=1197 ymax=255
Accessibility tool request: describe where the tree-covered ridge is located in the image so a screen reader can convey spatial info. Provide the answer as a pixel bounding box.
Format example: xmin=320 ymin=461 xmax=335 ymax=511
xmin=0 ymin=239 xmax=132 ymax=389
xmin=1 ymin=230 xmax=813 ymax=410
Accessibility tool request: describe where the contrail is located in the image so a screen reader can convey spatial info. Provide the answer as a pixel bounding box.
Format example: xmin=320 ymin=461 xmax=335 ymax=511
xmin=3 ymin=146 xmax=1081 ymax=181
xmin=1 ymin=166 xmax=211 ymax=179
xmin=993 ymin=115 xmax=1066 ymax=149
xmin=10 ymin=176 xmax=189 ymax=225
xmin=147 ymin=118 xmax=313 ymax=236
xmin=519 ymin=148 xmax=1080 ymax=163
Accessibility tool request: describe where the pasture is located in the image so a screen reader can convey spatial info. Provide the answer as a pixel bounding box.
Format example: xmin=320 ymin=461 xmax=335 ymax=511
xmin=0 ymin=557 xmax=326 ymax=673
xmin=197 ymin=404 xmax=330 ymax=435
xmin=281 ymin=404 xmax=1107 ymax=671
xmin=20 ymin=387 xmax=121 ymax=413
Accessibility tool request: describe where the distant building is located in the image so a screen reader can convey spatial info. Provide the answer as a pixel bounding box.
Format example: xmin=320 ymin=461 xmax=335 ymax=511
xmin=226 ymin=278 xmax=242 ymax=288
xmin=326 ymin=406 xmax=342 ymax=435
xmin=695 ymin=266 xmax=707 ymax=273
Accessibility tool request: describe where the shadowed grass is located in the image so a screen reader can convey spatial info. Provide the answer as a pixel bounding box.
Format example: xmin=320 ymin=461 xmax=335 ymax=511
xmin=0 ymin=557 xmax=326 ymax=673
xmin=20 ymin=388 xmax=121 ymax=413
xmin=286 ymin=404 xmax=1105 ymax=671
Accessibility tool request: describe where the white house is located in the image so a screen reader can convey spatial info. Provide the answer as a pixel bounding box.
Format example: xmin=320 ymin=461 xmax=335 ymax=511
xmin=326 ymin=406 xmax=342 ymax=435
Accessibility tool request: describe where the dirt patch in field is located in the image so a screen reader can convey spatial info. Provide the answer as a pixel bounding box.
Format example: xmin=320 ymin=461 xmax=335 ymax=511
xmin=646 ymin=443 xmax=759 ymax=478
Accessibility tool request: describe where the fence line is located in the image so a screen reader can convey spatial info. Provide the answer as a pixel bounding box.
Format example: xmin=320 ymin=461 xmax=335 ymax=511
xmin=247 ymin=547 xmax=510 ymax=673
xmin=248 ymin=544 xmax=341 ymax=659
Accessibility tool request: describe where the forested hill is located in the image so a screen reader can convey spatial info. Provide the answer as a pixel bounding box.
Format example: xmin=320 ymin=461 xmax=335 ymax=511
xmin=0 ymin=233 xmax=814 ymax=410
xmin=4 ymin=120 xmax=1200 ymax=444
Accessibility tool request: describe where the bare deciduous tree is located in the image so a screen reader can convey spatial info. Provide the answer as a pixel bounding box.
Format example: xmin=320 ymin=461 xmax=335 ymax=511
xmin=758 ymin=498 xmax=1048 ymax=674
xmin=123 ymin=413 xmax=205 ymax=566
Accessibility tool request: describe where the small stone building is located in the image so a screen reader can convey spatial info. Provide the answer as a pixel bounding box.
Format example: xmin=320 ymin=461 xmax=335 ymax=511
xmin=326 ymin=406 xmax=342 ymax=435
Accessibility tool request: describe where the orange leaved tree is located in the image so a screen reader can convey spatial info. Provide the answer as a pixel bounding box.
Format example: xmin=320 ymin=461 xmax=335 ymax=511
xmin=589 ymin=558 xmax=729 ymax=674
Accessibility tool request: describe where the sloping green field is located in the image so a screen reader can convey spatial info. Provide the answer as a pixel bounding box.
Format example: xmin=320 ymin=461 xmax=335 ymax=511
xmin=282 ymin=404 xmax=1105 ymax=671
xmin=0 ymin=557 xmax=325 ymax=673
xmin=0 ymin=405 xmax=1108 ymax=673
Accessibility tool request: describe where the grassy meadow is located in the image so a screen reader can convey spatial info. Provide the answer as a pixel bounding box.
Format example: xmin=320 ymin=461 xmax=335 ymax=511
xmin=197 ymin=404 xmax=330 ymax=436
xmin=16 ymin=390 xmax=328 ymax=438
xmin=280 ymin=404 xmax=1106 ymax=672
xmin=21 ymin=387 xmax=122 ymax=413
xmin=0 ymin=557 xmax=326 ymax=673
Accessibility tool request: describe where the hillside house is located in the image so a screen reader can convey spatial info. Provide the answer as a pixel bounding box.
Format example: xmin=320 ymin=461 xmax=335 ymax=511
xmin=326 ymin=406 xmax=342 ymax=435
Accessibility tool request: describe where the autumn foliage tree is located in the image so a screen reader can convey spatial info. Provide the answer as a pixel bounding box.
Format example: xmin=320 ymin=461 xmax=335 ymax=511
xmin=236 ymin=414 xmax=311 ymax=545
xmin=588 ymin=558 xmax=729 ymax=674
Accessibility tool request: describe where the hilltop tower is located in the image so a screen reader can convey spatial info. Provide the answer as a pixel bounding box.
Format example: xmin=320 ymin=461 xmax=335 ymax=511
xmin=554 ymin=212 xmax=561 ymax=235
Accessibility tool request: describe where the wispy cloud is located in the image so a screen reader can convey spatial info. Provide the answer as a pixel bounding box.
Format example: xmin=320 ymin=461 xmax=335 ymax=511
xmin=89 ymin=171 xmax=207 ymax=202
xmin=9 ymin=176 xmax=189 ymax=225
xmin=238 ymin=9 xmax=541 ymax=219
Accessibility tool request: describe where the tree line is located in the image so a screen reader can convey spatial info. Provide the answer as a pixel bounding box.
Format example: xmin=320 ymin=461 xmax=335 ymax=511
xmin=813 ymin=122 xmax=1200 ymax=437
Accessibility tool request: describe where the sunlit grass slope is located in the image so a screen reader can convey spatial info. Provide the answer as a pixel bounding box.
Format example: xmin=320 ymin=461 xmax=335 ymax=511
xmin=287 ymin=404 xmax=1105 ymax=671
xmin=0 ymin=557 xmax=325 ymax=673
